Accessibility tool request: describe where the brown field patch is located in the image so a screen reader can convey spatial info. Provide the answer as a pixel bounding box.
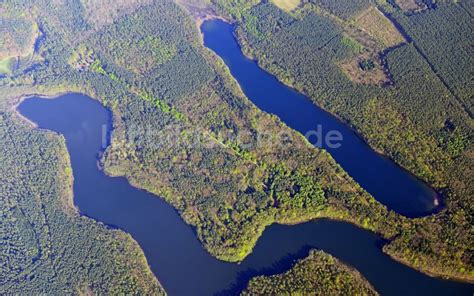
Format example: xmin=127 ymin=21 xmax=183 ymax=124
xmin=271 ymin=0 xmax=302 ymax=12
xmin=353 ymin=6 xmax=405 ymax=48
xmin=340 ymin=54 xmax=390 ymax=85
xmin=395 ymin=0 xmax=427 ymax=12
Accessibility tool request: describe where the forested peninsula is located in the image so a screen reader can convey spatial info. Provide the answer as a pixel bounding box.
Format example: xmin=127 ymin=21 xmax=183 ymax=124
xmin=0 ymin=0 xmax=472 ymax=293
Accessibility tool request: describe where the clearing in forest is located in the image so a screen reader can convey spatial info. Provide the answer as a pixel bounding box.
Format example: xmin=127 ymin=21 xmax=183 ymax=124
xmin=271 ymin=0 xmax=302 ymax=12
xmin=0 ymin=57 xmax=15 ymax=74
xmin=395 ymin=0 xmax=427 ymax=12
xmin=353 ymin=6 xmax=405 ymax=48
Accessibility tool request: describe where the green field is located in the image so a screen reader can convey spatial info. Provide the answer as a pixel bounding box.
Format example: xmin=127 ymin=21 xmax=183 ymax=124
xmin=0 ymin=57 xmax=15 ymax=74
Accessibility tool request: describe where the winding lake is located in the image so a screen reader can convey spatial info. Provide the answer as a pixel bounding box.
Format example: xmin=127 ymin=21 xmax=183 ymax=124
xmin=201 ymin=20 xmax=439 ymax=218
xmin=17 ymin=20 xmax=473 ymax=296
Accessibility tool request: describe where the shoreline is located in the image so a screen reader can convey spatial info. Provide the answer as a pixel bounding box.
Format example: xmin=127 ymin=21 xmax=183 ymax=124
xmin=384 ymin=248 xmax=474 ymax=284
xmin=9 ymin=89 xmax=469 ymax=287
xmin=11 ymin=91 xmax=78 ymax=128
xmin=10 ymin=90 xmax=163 ymax=290
xmin=2 ymin=1 xmax=471 ymax=293
xmin=7 ymin=68 xmax=472 ymax=290
xmin=200 ymin=18 xmax=444 ymax=217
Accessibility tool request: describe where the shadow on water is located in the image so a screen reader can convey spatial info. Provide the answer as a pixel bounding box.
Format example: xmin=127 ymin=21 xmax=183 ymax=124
xmin=215 ymin=246 xmax=314 ymax=296
xmin=18 ymin=94 xmax=473 ymax=295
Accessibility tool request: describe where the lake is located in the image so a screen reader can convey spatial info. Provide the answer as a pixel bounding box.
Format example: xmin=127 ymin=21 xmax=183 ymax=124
xmin=201 ymin=20 xmax=438 ymax=218
xmin=17 ymin=20 xmax=473 ymax=296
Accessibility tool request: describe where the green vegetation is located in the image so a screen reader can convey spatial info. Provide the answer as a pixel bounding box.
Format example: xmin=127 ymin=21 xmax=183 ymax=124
xmin=392 ymin=2 xmax=474 ymax=114
xmin=0 ymin=0 xmax=472 ymax=293
xmin=80 ymin=0 xmax=152 ymax=29
xmin=107 ymin=35 xmax=177 ymax=75
xmin=0 ymin=15 xmax=36 ymax=58
xmin=90 ymin=4 xmax=398 ymax=260
xmin=271 ymin=0 xmax=301 ymax=12
xmin=1 ymin=0 xmax=403 ymax=281
xmin=309 ymin=0 xmax=372 ymax=19
xmin=341 ymin=35 xmax=364 ymax=54
xmin=242 ymin=250 xmax=378 ymax=295
xmin=213 ymin=0 xmax=261 ymax=19
xmin=352 ymin=6 xmax=405 ymax=48
xmin=359 ymin=58 xmax=375 ymax=71
xmin=0 ymin=0 xmax=404 ymax=292
xmin=0 ymin=113 xmax=163 ymax=294
xmin=218 ymin=0 xmax=473 ymax=281
xmin=0 ymin=14 xmax=41 ymax=76
xmin=0 ymin=57 xmax=15 ymax=74
xmin=393 ymin=0 xmax=427 ymax=13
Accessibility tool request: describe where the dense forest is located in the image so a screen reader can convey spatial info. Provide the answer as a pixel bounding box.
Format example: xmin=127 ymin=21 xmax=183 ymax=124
xmin=0 ymin=0 xmax=402 ymax=292
xmin=0 ymin=13 xmax=39 ymax=75
xmin=0 ymin=113 xmax=162 ymax=294
xmin=310 ymin=0 xmax=371 ymax=19
xmin=80 ymin=0 xmax=402 ymax=263
xmin=216 ymin=1 xmax=473 ymax=284
xmin=0 ymin=0 xmax=472 ymax=293
xmin=214 ymin=0 xmax=473 ymax=282
xmin=392 ymin=2 xmax=474 ymax=115
xmin=242 ymin=250 xmax=377 ymax=295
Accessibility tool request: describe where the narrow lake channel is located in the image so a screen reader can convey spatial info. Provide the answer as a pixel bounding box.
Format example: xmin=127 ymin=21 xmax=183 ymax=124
xmin=201 ymin=20 xmax=438 ymax=218
xmin=17 ymin=20 xmax=473 ymax=296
